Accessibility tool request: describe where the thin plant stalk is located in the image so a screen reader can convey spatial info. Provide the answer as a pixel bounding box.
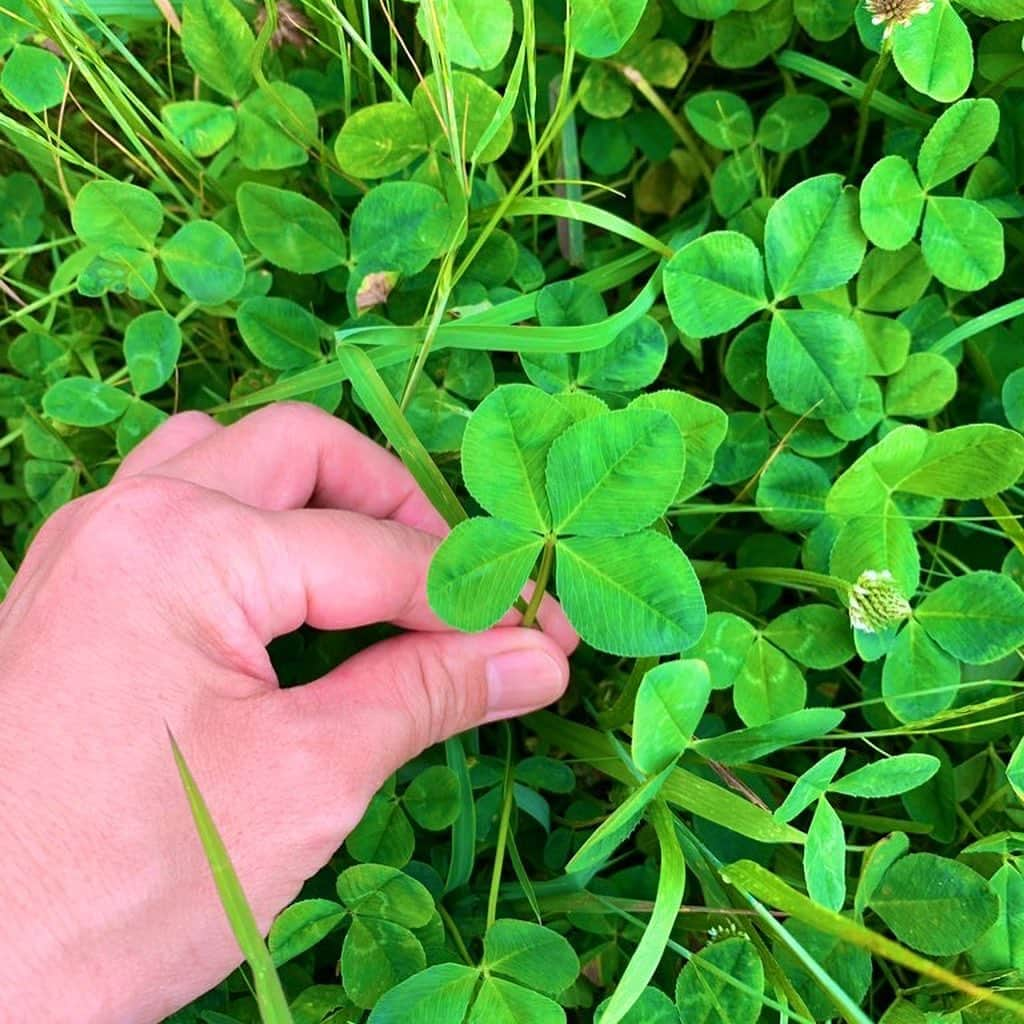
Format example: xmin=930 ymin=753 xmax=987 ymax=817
xmin=850 ymin=37 xmax=894 ymax=178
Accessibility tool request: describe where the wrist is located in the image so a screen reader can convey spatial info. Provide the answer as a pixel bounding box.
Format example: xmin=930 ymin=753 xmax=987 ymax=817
xmin=0 ymin=748 xmax=116 ymax=1022
xmin=0 ymin=827 xmax=116 ymax=1024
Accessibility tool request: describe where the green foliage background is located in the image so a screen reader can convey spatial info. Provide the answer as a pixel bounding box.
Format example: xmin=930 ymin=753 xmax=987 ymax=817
xmin=3 ymin=0 xmax=1024 ymax=1020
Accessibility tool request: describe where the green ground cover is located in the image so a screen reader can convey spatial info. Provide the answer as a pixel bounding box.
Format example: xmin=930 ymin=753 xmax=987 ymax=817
xmin=4 ymin=0 xmax=1024 ymax=1020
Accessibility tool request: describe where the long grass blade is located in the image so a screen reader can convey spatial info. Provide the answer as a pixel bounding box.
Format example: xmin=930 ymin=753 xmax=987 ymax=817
xmin=528 ymin=711 xmax=803 ymax=846
xmin=337 ymin=266 xmax=665 ymax=353
xmin=597 ymin=800 xmax=686 ymax=1024
xmin=774 ymin=50 xmax=934 ymax=130
xmin=722 ymin=859 xmax=1024 ymax=1019
xmin=501 ymin=197 xmax=674 ymax=258
xmin=167 ymin=729 xmax=294 ymax=1024
xmin=444 ymin=735 xmax=478 ymax=893
xmin=338 ymin=344 xmax=466 ymax=527
xmin=933 ymin=297 xmax=1024 ymax=355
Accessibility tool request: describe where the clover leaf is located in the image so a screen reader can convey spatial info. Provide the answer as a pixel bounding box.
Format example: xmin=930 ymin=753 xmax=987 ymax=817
xmin=860 ymin=99 xmax=1003 ymax=291
xmin=427 ymin=384 xmax=707 ymax=656
xmin=665 ymin=174 xmax=868 ymax=420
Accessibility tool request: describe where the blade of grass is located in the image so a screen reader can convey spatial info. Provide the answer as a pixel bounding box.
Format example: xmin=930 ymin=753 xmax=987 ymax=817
xmin=596 ymin=894 xmax=816 ymax=1023
xmin=596 ymin=657 xmax=659 ymax=732
xmin=983 ymin=494 xmax=1024 ymax=559
xmin=470 ymin=18 xmax=528 ymax=165
xmin=337 ymin=344 xmax=466 ymax=527
xmin=444 ymin=734 xmax=477 ymax=893
xmin=598 ymin=798 xmax=688 ymax=1024
xmin=933 ymin=297 xmax=1024 ymax=355
xmin=722 ymin=859 xmax=1024 ymax=1019
xmin=618 ymin=63 xmax=713 ymax=188
xmin=774 ymin=50 xmax=934 ymax=131
xmin=228 ymin=222 xmax=696 ymax=415
xmin=528 ymin=711 xmax=803 ymax=845
xmin=486 ymin=724 xmax=517 ymax=930
xmin=167 ymin=728 xmax=293 ymax=1024
xmin=338 ymin=265 xmax=665 ymax=353
xmin=597 ymin=799 xmax=686 ymax=1024
xmin=31 ymin=1 xmax=203 ymax=205
xmin=506 ymin=828 xmax=543 ymax=924
xmin=65 ymin=0 xmax=171 ymax=97
xmin=499 ymin=197 xmax=674 ymax=258
xmin=438 ymin=245 xmax=660 ymax=327
xmin=744 ymin=895 xmax=874 ymax=1024
xmin=308 ymin=0 xmax=407 ymax=103
xmin=549 ymin=74 xmax=585 ymax=266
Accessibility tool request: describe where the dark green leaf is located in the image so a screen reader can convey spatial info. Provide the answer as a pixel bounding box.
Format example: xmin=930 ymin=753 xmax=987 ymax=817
xmin=664 ymin=231 xmax=767 ymax=339
xmin=830 ymin=754 xmax=940 ymax=799
xmin=482 ymin=920 xmax=579 ymax=994
xmin=181 ymin=0 xmax=254 ymax=99
xmin=0 ymin=44 xmax=65 ymax=112
xmin=335 ymin=102 xmax=430 ymax=178
xmin=268 ymin=899 xmax=347 ymax=967
xmin=237 ymin=183 xmax=346 ymax=274
xmin=765 ymin=175 xmax=866 ymax=300
xmin=675 ymin=936 xmax=764 ymax=1024
xmin=343 ymin=917 xmax=426 ymax=1008
xmin=916 ymin=571 xmax=1024 ymax=664
xmin=42 ymin=377 xmax=131 ymax=427
xmin=160 ymin=221 xmax=245 ymax=305
xmin=869 ymin=853 xmax=998 ymax=956
xmin=72 ymin=181 xmax=163 ymax=250
xmin=351 ymin=182 xmax=451 ymax=276
xmin=404 ymin=766 xmax=462 ymax=831
xmin=461 ymin=384 xmax=573 ymax=532
xmin=805 ymin=796 xmax=846 ymax=912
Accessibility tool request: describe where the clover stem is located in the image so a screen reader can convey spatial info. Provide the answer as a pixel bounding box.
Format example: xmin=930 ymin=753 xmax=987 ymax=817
xmin=850 ymin=37 xmax=893 ymax=179
xmin=438 ymin=903 xmax=474 ymax=965
xmin=522 ymin=537 xmax=556 ymax=629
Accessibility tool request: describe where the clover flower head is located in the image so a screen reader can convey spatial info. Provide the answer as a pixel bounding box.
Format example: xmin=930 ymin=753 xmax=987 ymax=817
xmin=848 ymin=569 xmax=912 ymax=634
xmin=865 ymin=0 xmax=934 ymax=38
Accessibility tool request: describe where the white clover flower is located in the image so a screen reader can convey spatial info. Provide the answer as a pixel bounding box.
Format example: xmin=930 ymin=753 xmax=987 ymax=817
xmin=865 ymin=0 xmax=935 ymax=38
xmin=848 ymin=570 xmax=913 ymax=634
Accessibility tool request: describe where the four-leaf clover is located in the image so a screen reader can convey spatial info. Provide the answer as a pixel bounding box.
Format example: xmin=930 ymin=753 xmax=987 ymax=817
xmin=426 ymin=384 xmax=708 ymax=656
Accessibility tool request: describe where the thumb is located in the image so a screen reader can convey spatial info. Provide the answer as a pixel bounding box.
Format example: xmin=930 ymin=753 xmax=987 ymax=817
xmin=220 ymin=629 xmax=569 ymax=893
xmin=276 ymin=627 xmax=570 ymax=782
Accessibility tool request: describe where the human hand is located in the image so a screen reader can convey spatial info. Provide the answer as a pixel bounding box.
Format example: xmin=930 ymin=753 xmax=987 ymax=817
xmin=0 ymin=403 xmax=576 ymax=1024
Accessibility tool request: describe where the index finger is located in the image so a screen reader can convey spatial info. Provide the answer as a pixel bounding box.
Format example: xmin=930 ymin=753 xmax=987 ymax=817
xmin=139 ymin=402 xmax=449 ymax=535
xmin=240 ymin=507 xmax=577 ymax=653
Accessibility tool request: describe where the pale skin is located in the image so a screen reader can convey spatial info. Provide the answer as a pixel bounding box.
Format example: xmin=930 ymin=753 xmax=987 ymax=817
xmin=0 ymin=403 xmax=576 ymax=1023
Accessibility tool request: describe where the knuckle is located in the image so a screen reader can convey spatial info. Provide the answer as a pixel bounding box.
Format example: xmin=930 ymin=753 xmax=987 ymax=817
xmin=162 ymin=409 xmax=217 ymax=436
xmin=387 ymin=524 xmax=434 ymax=618
xmin=250 ymin=400 xmax=331 ymax=433
xmin=69 ymin=476 xmax=211 ymax=572
xmin=86 ymin=474 xmax=189 ymax=528
xmin=117 ymin=411 xmax=217 ymax=476
xmin=37 ymin=496 xmax=83 ymax=538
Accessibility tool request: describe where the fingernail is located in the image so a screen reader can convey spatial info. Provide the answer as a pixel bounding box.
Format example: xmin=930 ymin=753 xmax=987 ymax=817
xmin=485 ymin=648 xmax=568 ymax=718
